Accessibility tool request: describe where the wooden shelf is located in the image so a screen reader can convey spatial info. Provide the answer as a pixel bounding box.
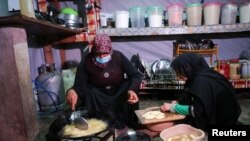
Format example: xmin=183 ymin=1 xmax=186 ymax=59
xmin=0 ymin=15 xmax=87 ymax=44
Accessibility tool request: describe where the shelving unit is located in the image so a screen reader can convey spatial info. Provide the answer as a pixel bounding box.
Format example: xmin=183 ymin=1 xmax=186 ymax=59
xmin=0 ymin=15 xmax=86 ymax=45
xmin=97 ymin=23 xmax=250 ymax=37
xmin=96 ymin=24 xmax=250 ymax=90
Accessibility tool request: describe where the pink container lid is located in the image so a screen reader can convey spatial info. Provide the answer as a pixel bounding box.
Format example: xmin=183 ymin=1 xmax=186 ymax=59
xmin=204 ymin=2 xmax=222 ymax=7
xmin=167 ymin=3 xmax=184 ymax=8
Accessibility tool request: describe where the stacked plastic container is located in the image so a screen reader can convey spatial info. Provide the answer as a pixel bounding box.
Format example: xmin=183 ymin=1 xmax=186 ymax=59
xmin=203 ymin=2 xmax=221 ymax=25
xmin=147 ymin=6 xmax=164 ymax=27
xmin=186 ymin=3 xmax=202 ymax=26
xmin=109 ymin=1 xmax=250 ymax=29
xmin=115 ymin=11 xmax=129 ymax=28
xmin=167 ymin=4 xmax=184 ymax=26
xmin=239 ymin=2 xmax=250 ymax=23
xmin=221 ymin=2 xmax=238 ymax=25
xmin=129 ymin=6 xmax=145 ymax=27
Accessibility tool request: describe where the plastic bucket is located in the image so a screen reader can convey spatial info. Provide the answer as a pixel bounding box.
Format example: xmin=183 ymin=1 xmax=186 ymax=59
xmin=186 ymin=3 xmax=202 ymax=26
xmin=167 ymin=4 xmax=184 ymax=26
xmin=239 ymin=2 xmax=250 ymax=23
xmin=147 ymin=6 xmax=163 ymax=27
xmin=204 ymin=2 xmax=221 ymax=25
xmin=129 ymin=6 xmax=145 ymax=27
xmin=115 ymin=11 xmax=129 ymax=28
xmin=221 ymin=2 xmax=238 ymax=25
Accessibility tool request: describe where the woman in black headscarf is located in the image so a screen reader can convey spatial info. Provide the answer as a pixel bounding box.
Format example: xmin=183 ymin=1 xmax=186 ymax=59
xmin=66 ymin=34 xmax=142 ymax=129
xmin=160 ymin=53 xmax=241 ymax=132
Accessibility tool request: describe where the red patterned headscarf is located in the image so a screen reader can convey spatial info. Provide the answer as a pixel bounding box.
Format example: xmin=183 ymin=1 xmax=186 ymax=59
xmin=91 ymin=34 xmax=113 ymax=68
xmin=91 ymin=33 xmax=112 ymax=54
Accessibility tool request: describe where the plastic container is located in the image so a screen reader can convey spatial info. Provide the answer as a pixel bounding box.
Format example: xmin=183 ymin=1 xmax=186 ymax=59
xmin=167 ymin=4 xmax=184 ymax=26
xmin=100 ymin=12 xmax=114 ymax=28
xmin=129 ymin=6 xmax=145 ymax=27
xmin=160 ymin=124 xmax=205 ymax=141
xmin=230 ymin=59 xmax=241 ymax=80
xmin=203 ymin=2 xmax=221 ymax=25
xmin=0 ymin=0 xmax=9 ymax=17
xmin=147 ymin=6 xmax=164 ymax=27
xmin=62 ymin=69 xmax=76 ymax=94
xmin=186 ymin=3 xmax=202 ymax=26
xmin=219 ymin=60 xmax=230 ymax=79
xmin=19 ymin=0 xmax=36 ymax=18
xmin=145 ymin=122 xmax=174 ymax=132
xmin=239 ymin=2 xmax=250 ymax=23
xmin=221 ymin=2 xmax=238 ymax=25
xmin=115 ymin=11 xmax=129 ymax=28
xmin=241 ymin=60 xmax=250 ymax=79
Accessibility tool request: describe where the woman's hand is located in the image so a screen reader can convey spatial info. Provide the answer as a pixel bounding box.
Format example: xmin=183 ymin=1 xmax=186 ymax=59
xmin=66 ymin=89 xmax=78 ymax=111
xmin=127 ymin=90 xmax=139 ymax=104
xmin=160 ymin=102 xmax=172 ymax=112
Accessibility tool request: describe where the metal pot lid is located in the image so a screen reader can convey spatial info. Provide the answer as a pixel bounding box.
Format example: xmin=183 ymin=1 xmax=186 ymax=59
xmin=151 ymin=59 xmax=173 ymax=74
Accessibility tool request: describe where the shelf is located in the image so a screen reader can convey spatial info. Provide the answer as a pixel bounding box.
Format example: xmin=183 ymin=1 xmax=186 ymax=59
xmin=176 ymin=47 xmax=218 ymax=55
xmin=0 ymin=15 xmax=87 ymax=44
xmin=97 ymin=23 xmax=250 ymax=38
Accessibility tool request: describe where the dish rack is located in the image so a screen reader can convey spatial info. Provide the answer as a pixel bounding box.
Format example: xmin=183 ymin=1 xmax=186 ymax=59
xmin=142 ymin=72 xmax=185 ymax=90
xmin=173 ymin=42 xmax=219 ymax=70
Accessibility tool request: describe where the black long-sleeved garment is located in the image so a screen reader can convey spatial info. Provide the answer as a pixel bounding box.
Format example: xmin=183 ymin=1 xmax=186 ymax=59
xmin=72 ymin=50 xmax=142 ymax=129
xmin=171 ymin=53 xmax=241 ymax=132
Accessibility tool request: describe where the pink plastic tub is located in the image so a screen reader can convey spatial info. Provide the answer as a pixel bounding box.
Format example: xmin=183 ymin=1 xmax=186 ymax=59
xmin=160 ymin=124 xmax=205 ymax=141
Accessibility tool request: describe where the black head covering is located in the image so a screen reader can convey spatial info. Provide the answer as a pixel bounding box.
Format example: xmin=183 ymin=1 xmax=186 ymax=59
xmin=171 ymin=53 xmax=210 ymax=79
xmin=172 ymin=53 xmax=241 ymax=131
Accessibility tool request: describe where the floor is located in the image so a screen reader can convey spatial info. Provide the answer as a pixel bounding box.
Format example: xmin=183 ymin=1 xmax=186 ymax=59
xmin=34 ymin=90 xmax=250 ymax=141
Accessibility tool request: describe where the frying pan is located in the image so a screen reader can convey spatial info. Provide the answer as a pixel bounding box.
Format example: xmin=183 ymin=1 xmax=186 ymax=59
xmin=46 ymin=108 xmax=107 ymax=140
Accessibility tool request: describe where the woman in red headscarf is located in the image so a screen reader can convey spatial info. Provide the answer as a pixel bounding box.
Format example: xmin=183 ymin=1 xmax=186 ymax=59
xmin=66 ymin=34 xmax=142 ymax=129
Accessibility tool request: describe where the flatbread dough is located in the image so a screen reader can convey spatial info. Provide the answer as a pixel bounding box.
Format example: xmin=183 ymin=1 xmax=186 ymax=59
xmin=142 ymin=110 xmax=166 ymax=120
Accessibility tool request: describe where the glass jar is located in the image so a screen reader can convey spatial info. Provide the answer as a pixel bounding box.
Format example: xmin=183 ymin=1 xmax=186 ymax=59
xmin=219 ymin=60 xmax=230 ymax=79
xmin=230 ymin=59 xmax=241 ymax=80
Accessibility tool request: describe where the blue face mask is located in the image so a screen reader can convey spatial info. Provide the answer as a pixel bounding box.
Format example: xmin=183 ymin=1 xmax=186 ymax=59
xmin=95 ymin=55 xmax=111 ymax=64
